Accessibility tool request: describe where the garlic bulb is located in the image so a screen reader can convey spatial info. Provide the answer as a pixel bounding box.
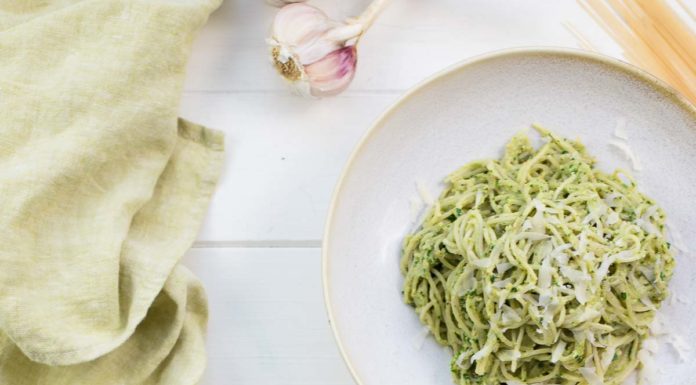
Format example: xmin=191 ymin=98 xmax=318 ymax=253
xmin=268 ymin=0 xmax=389 ymax=97
xmin=265 ymin=0 xmax=306 ymax=8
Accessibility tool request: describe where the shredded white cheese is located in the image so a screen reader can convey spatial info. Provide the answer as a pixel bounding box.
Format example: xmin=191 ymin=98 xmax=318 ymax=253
xmin=667 ymin=334 xmax=691 ymax=362
xmin=492 ymin=278 xmax=512 ymax=289
xmin=516 ymin=232 xmax=551 ymax=241
xmin=600 ymin=343 xmax=617 ymax=371
xmin=638 ymin=349 xmax=656 ymax=385
xmin=574 ymin=281 xmax=589 ymax=304
xmin=578 ymin=230 xmax=588 ymax=254
xmin=456 ymin=266 xmax=476 ymax=295
xmin=416 ymin=181 xmax=434 ymax=205
xmin=613 ymin=250 xmax=638 ymax=263
xmin=648 ymin=315 xmax=668 ymax=336
xmin=470 ymin=336 xmax=496 ymax=363
xmin=501 ymin=305 xmax=522 ymax=324
xmin=539 ymin=256 xmax=553 ymax=290
xmin=471 ymin=258 xmax=492 ymax=269
xmin=411 ymin=326 xmax=430 ymax=350
xmin=579 ymin=365 xmax=604 ymax=385
xmin=575 ymin=307 xmax=602 ymax=323
xmin=614 ymin=116 xmax=628 ymax=140
xmin=474 ymin=189 xmax=484 ymax=208
xmin=637 ymin=265 xmax=656 ymax=282
xmin=604 ymin=192 xmax=620 ymax=207
xmin=531 ymin=199 xmax=546 ymax=233
xmin=609 ymin=139 xmax=643 ymax=171
xmin=551 ymin=340 xmax=566 ymax=363
xmin=560 ymin=266 xmax=589 ymax=283
xmin=497 ymin=349 xmax=521 ymax=362
xmin=409 ymin=197 xmax=423 ymax=222
xmin=454 ymin=350 xmax=468 ymax=367
xmin=636 ymin=218 xmax=660 ymax=236
xmin=614 ymin=117 xmax=628 ymax=139
xmin=666 ymin=220 xmax=689 ymax=254
xmin=594 ymin=255 xmax=615 ymax=286
xmin=496 ymin=262 xmax=513 ymax=276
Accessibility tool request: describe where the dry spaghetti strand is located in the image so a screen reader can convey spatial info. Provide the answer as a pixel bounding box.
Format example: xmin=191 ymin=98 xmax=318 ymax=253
xmin=578 ymin=0 xmax=696 ymax=105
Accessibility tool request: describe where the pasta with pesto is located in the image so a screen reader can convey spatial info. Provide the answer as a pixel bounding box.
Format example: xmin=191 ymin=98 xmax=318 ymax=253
xmin=400 ymin=126 xmax=674 ymax=385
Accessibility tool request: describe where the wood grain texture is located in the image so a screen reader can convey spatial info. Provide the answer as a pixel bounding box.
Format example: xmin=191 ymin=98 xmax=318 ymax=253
xmin=183 ymin=0 xmax=622 ymax=93
xmin=183 ymin=248 xmax=353 ymax=385
xmin=182 ymin=91 xmax=398 ymax=242
xmin=183 ymin=0 xmax=621 ymax=242
xmin=179 ymin=1 xmax=630 ymax=384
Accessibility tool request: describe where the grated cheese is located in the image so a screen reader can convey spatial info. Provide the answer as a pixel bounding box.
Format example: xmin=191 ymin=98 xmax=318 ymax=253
xmin=609 ymin=139 xmax=643 ymax=171
xmin=411 ymin=326 xmax=430 ymax=350
xmin=614 ymin=117 xmax=628 ymax=140
xmin=415 ymin=181 xmax=434 ymax=205
xmin=551 ymin=340 xmax=566 ymax=363
xmin=579 ymin=365 xmax=604 ymax=385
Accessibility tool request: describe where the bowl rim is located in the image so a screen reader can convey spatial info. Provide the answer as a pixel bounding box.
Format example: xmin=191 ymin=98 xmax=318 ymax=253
xmin=321 ymin=46 xmax=696 ymax=385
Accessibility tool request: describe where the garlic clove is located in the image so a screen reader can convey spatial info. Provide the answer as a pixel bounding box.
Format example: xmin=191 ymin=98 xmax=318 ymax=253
xmin=268 ymin=0 xmax=388 ymax=97
xmin=265 ymin=0 xmax=306 ymax=8
xmin=304 ymin=46 xmax=357 ymax=97
xmin=271 ymin=4 xmax=346 ymax=65
xmin=272 ymin=3 xmax=331 ymax=46
xmin=269 ymin=3 xmax=360 ymax=97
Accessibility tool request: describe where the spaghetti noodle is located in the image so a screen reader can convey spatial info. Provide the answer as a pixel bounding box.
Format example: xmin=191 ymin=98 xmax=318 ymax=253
xmin=401 ymin=126 xmax=674 ymax=385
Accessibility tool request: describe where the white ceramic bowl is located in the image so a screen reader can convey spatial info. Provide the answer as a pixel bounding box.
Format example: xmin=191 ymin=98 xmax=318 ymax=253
xmin=323 ymin=48 xmax=696 ymax=385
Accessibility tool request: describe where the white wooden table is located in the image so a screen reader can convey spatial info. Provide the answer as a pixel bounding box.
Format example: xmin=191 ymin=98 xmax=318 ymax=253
xmin=180 ymin=1 xmax=626 ymax=384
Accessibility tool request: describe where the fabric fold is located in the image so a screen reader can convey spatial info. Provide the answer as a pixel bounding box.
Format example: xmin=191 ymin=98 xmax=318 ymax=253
xmin=0 ymin=0 xmax=224 ymax=383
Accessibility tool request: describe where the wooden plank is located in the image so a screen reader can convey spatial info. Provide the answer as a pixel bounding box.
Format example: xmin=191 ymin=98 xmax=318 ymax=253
xmin=183 ymin=0 xmax=623 ymax=242
xmin=184 ymin=0 xmax=622 ymax=94
xmin=182 ymin=91 xmax=399 ymax=242
xmin=182 ymin=248 xmax=354 ymax=385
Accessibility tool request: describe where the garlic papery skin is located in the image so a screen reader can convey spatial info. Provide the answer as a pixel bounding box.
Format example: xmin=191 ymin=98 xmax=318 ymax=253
xmin=265 ymin=0 xmax=306 ymax=8
xmin=304 ymin=46 xmax=357 ymax=97
xmin=268 ymin=3 xmax=360 ymax=97
xmin=268 ymin=0 xmax=389 ymax=97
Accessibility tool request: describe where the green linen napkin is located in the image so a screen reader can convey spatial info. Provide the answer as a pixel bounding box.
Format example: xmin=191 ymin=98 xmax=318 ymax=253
xmin=0 ymin=1 xmax=224 ymax=384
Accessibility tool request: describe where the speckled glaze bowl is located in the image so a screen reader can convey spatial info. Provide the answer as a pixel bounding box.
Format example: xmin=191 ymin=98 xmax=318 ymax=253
xmin=323 ymin=48 xmax=696 ymax=385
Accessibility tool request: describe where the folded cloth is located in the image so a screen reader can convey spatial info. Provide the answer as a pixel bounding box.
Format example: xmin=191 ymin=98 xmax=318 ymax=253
xmin=0 ymin=1 xmax=224 ymax=384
